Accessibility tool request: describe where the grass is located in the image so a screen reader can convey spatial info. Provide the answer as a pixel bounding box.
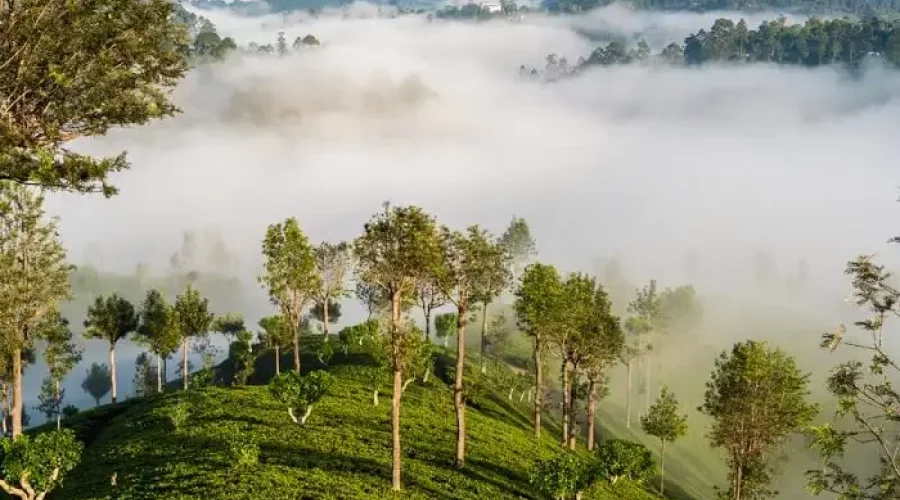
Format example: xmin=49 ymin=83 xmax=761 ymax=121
xmin=46 ymin=347 xmax=664 ymax=500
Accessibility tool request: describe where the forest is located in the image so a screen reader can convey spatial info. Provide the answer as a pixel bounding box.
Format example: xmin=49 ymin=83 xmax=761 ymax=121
xmin=1 ymin=1 xmax=899 ymax=500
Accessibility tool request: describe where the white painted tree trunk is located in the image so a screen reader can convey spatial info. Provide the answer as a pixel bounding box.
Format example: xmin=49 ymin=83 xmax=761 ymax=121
xmin=373 ymin=388 xmax=379 ymax=407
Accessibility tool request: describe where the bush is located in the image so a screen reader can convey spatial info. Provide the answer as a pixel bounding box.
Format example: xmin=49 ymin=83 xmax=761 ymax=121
xmin=61 ymin=405 xmax=79 ymax=419
xmin=0 ymin=429 xmax=83 ymax=498
xmin=224 ymin=426 xmax=259 ymax=468
xmin=268 ymin=370 xmax=334 ymax=424
xmin=530 ymin=452 xmax=595 ymax=500
xmin=593 ymin=439 xmax=655 ymax=485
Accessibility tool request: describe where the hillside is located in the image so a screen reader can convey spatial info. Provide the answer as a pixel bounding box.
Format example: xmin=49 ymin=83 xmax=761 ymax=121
xmin=44 ymin=355 xmax=663 ymax=500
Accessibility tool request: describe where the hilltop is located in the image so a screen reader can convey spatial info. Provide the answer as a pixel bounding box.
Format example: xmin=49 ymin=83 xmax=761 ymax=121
xmin=42 ymin=349 xmax=665 ymax=500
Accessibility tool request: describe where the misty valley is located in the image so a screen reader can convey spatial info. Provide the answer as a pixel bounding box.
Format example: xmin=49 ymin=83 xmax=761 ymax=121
xmin=0 ymin=0 xmax=899 ymax=499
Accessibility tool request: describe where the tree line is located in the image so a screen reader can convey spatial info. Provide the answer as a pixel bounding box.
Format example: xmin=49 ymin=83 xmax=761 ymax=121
xmin=520 ymin=15 xmax=900 ymax=78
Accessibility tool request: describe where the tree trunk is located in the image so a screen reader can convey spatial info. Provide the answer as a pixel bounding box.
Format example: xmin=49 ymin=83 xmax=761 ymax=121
xmin=587 ymin=378 xmax=597 ymax=451
xmin=534 ymin=336 xmax=542 ymax=438
xmin=660 ymin=440 xmax=666 ymax=495
xmin=391 ymin=292 xmax=402 ymax=492
xmin=182 ymin=339 xmax=189 ymax=390
xmin=734 ymin=460 xmax=743 ymax=500
xmin=479 ymin=303 xmax=488 ymax=374
xmin=12 ymin=348 xmax=22 ymax=439
xmin=156 ymin=353 xmax=162 ymax=393
xmin=323 ymin=300 xmax=330 ymax=341
xmin=568 ymin=363 xmax=578 ymax=449
xmin=561 ymin=359 xmax=570 ymax=446
xmin=274 ymin=346 xmax=281 ymax=375
xmin=424 ymin=310 xmax=432 ymax=341
xmin=454 ymin=304 xmax=467 ymax=468
xmin=392 ymin=368 xmax=402 ymax=491
xmin=645 ymin=351 xmax=652 ymax=413
xmin=293 ymin=325 xmax=301 ymax=374
xmin=55 ymin=380 xmax=61 ymax=430
xmin=110 ymin=345 xmax=118 ymax=403
xmin=163 ymin=356 xmax=168 ymax=385
xmin=626 ymin=359 xmax=632 ymax=429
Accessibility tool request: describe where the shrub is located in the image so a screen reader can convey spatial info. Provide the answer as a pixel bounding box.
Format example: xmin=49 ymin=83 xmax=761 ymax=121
xmin=0 ymin=429 xmax=83 ymax=499
xmin=224 ymin=426 xmax=259 ymax=468
xmin=593 ymin=439 xmax=655 ymax=485
xmin=530 ymin=452 xmax=595 ymax=500
xmin=268 ymin=370 xmax=334 ymax=425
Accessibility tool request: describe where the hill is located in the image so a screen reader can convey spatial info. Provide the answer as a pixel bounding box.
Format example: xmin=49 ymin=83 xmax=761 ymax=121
xmin=43 ymin=352 xmax=664 ymax=500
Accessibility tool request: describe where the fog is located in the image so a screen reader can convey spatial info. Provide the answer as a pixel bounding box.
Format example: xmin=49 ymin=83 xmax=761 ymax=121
xmin=28 ymin=4 xmax=900 ymax=493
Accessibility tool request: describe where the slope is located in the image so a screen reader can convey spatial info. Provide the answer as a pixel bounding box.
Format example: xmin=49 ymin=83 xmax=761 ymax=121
xmin=47 ymin=357 xmax=662 ymax=500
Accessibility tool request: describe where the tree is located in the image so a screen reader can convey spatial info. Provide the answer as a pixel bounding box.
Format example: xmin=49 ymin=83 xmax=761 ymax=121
xmin=530 ymin=452 xmax=596 ymax=500
xmin=258 ymin=315 xmax=291 ymax=375
xmin=434 ymin=312 xmax=456 ymax=347
xmin=268 ymin=370 xmax=333 ymax=425
xmin=312 ymin=241 xmax=351 ymax=339
xmin=514 ymin=263 xmax=564 ymax=438
xmin=0 ymin=183 xmax=71 ymax=439
xmin=627 ymin=280 xmax=663 ymax=417
xmin=132 ymin=353 xmax=156 ymax=397
xmin=210 ymin=313 xmax=245 ymax=339
xmin=310 ymin=300 xmax=342 ymax=335
xmin=355 ymin=281 xmax=389 ymax=319
xmin=579 ymin=288 xmax=624 ymax=451
xmin=259 ymin=218 xmax=320 ymax=374
xmin=415 ymin=279 xmax=446 ymax=341
xmin=0 ymin=349 xmax=34 ymax=436
xmin=229 ymin=331 xmax=256 ymax=385
xmin=431 ymin=225 xmax=509 ymax=467
xmin=353 ymin=202 xmax=440 ymax=491
xmin=641 ymin=386 xmax=688 ymax=495
xmin=474 ymin=236 xmax=511 ymax=374
xmin=700 ymin=340 xmax=817 ymax=500
xmin=0 ymin=429 xmax=82 ymax=500
xmin=807 ymin=254 xmax=900 ymax=499
xmin=0 ymin=0 xmax=188 ymax=194
xmin=36 ymin=314 xmax=81 ymax=429
xmin=83 ymin=294 xmax=138 ymax=404
xmin=135 ymin=290 xmax=181 ymax=394
xmin=499 ymin=216 xmax=537 ymax=286
xmin=172 ymin=284 xmax=214 ymax=390
xmin=80 ymin=363 xmax=111 ymax=406
xmin=594 ymin=439 xmax=656 ymax=486
xmin=276 ymin=31 xmax=288 ymax=56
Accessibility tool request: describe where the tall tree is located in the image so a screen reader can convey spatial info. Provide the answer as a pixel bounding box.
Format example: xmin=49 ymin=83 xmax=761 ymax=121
xmin=38 ymin=313 xmax=82 ymax=429
xmin=700 ymin=340 xmax=817 ymax=500
xmin=172 ymin=284 xmax=214 ymax=390
xmin=312 ymin=241 xmax=351 ymax=339
xmin=641 ymin=386 xmax=688 ymax=495
xmin=0 ymin=183 xmax=71 ymax=439
xmin=83 ymin=294 xmax=138 ymax=404
xmin=353 ymin=202 xmax=440 ymax=491
xmin=431 ymin=225 xmax=509 ymax=467
xmin=579 ymin=287 xmax=624 ymax=451
xmin=514 ymin=263 xmax=564 ymax=438
xmin=258 ymin=315 xmax=291 ymax=376
xmin=415 ymin=279 xmax=445 ymax=341
xmin=135 ymin=290 xmax=181 ymax=393
xmin=476 ymin=236 xmax=511 ymax=374
xmin=627 ymin=280 xmax=663 ymax=416
xmin=259 ymin=218 xmax=320 ymax=373
xmin=499 ymin=216 xmax=537 ymax=286
xmin=0 ymin=0 xmax=188 ymax=195
xmin=81 ymin=363 xmax=111 ymax=406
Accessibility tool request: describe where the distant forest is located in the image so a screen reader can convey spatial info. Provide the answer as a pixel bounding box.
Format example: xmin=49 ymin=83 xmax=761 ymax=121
xmin=518 ymin=15 xmax=900 ymax=76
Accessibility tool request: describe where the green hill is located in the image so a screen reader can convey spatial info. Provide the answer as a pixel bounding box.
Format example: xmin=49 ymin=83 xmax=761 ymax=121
xmin=43 ymin=350 xmax=664 ymax=500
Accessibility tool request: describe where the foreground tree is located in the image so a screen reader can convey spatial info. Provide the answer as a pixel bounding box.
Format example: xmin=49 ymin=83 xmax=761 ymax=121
xmin=700 ymin=340 xmax=817 ymax=500
xmin=0 ymin=184 xmax=71 ymax=438
xmin=514 ymin=263 xmax=564 ymax=438
xmin=258 ymin=315 xmax=291 ymax=375
xmin=80 ymin=363 xmax=111 ymax=406
xmin=0 ymin=0 xmax=188 ymax=195
xmin=641 ymin=386 xmax=688 ymax=495
xmin=172 ymin=284 xmax=214 ymax=390
xmin=594 ymin=439 xmax=656 ymax=486
xmin=260 ymin=218 xmax=320 ymax=373
xmin=353 ymin=202 xmax=439 ymax=491
xmin=135 ymin=290 xmax=181 ymax=394
xmin=268 ymin=370 xmax=333 ymax=424
xmin=312 ymin=242 xmax=351 ymax=339
xmin=432 ymin=225 xmax=509 ymax=467
xmin=808 ymin=255 xmax=900 ymax=498
xmin=37 ymin=314 xmax=82 ymax=429
xmin=0 ymin=429 xmax=82 ymax=500
xmin=83 ymin=294 xmax=138 ymax=403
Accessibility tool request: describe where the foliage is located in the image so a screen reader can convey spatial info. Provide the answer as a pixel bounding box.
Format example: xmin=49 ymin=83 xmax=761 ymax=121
xmin=315 ymin=339 xmax=338 ymax=367
xmin=83 ymin=294 xmax=138 ymax=345
xmin=135 ymin=289 xmax=181 ymax=390
xmin=268 ymin=370 xmax=334 ymax=424
xmin=80 ymin=363 xmax=111 ymax=407
xmin=223 ymin=423 xmax=259 ymax=468
xmin=312 ymin=241 xmax=351 ymax=333
xmin=434 ymin=312 xmax=458 ymax=343
xmin=338 ymin=320 xmax=380 ymax=354
xmin=133 ymin=353 xmax=156 ymax=398
xmin=61 ymin=406 xmax=78 ymax=420
xmin=35 ymin=378 xmax=62 ymax=423
xmin=514 ymin=264 xmax=564 ymax=342
xmin=210 ymin=313 xmax=246 ymax=338
xmin=807 ymin=254 xmax=900 ymax=499
xmin=173 ymin=283 xmax=215 ymax=388
xmin=0 ymin=429 xmax=82 ymax=500
xmin=641 ymin=386 xmax=688 ymax=446
xmin=0 ymin=0 xmax=188 ymax=196
xmin=258 ymin=315 xmax=292 ymax=351
xmin=38 ymin=313 xmax=82 ymax=388
xmin=500 ymin=216 xmax=537 ymax=284
xmin=355 ymin=281 xmax=390 ymax=319
xmin=229 ymin=331 xmax=257 ymax=385
xmin=530 ymin=452 xmax=595 ymax=500
xmin=594 ymin=439 xmax=656 ymax=485
xmin=259 ymin=218 xmax=320 ymax=372
xmin=701 ymin=340 xmax=818 ymax=500
xmin=657 ymin=285 xmax=703 ymax=334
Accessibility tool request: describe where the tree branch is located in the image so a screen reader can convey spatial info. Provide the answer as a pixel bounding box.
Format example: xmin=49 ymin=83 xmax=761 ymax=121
xmin=0 ymin=478 xmax=28 ymax=500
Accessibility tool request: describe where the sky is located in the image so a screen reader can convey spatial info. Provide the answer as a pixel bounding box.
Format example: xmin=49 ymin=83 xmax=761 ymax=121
xmin=35 ymin=2 xmax=900 ymax=448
